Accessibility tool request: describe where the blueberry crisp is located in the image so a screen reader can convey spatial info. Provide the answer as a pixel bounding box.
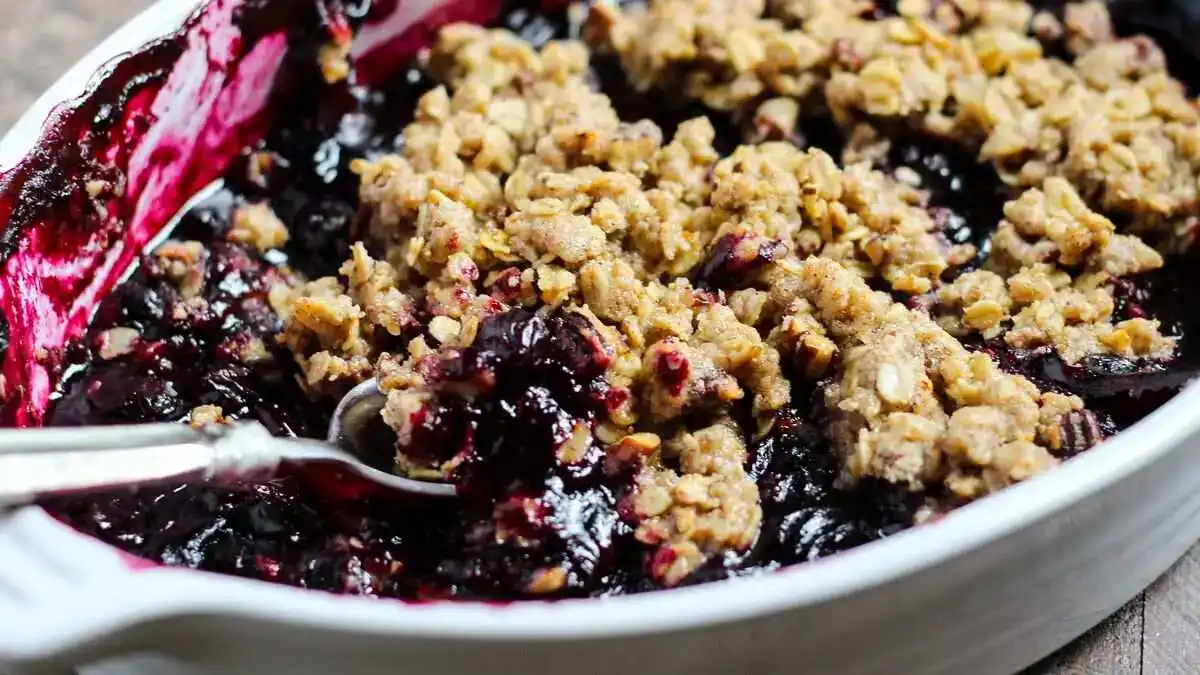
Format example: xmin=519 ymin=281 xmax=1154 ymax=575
xmin=38 ymin=0 xmax=1200 ymax=599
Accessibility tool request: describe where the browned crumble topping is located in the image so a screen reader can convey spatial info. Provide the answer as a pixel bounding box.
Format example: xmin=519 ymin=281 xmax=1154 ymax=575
xmin=591 ymin=0 xmax=1183 ymax=366
xmin=153 ymin=240 xmax=207 ymax=300
xmin=823 ymin=2 xmax=1200 ymax=234
xmin=262 ymin=15 xmax=1162 ymax=583
xmin=188 ymin=404 xmax=228 ymax=428
xmin=785 ymin=257 xmax=1079 ymax=499
xmin=708 ymin=143 xmax=970 ymax=294
xmin=632 ymin=420 xmax=761 ymax=585
xmin=96 ymin=327 xmax=140 ymax=361
xmin=587 ymin=0 xmax=830 ymax=111
xmin=317 ymin=25 xmax=354 ymax=85
xmin=275 ymin=246 xmax=419 ymax=395
xmin=318 ymin=42 xmax=352 ymax=85
xmin=228 ymin=202 xmax=290 ymax=253
xmin=526 ymin=566 xmax=570 ymax=595
xmin=595 ymin=0 xmax=1200 ymax=233
xmin=240 ymin=337 xmax=273 ymax=365
xmin=1062 ymin=0 xmax=1115 ymax=55
xmin=936 ymin=178 xmax=1173 ymax=362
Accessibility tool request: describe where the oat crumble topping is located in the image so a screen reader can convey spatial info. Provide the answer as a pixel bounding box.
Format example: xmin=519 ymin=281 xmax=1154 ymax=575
xmin=592 ymin=0 xmax=1188 ymax=363
xmin=787 ymin=257 xmax=1076 ymax=498
xmin=188 ymin=404 xmax=228 ymax=428
xmin=633 ymin=420 xmax=761 ymax=584
xmin=596 ymin=0 xmax=1200 ymax=225
xmin=229 ymin=202 xmax=290 ymax=253
xmin=249 ymin=12 xmax=1174 ymax=583
xmin=936 ymin=177 xmax=1174 ymax=363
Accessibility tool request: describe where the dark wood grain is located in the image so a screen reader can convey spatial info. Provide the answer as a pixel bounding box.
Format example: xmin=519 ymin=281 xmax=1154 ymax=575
xmin=0 ymin=2 xmax=1196 ymax=674
xmin=1027 ymin=595 xmax=1143 ymax=675
xmin=0 ymin=0 xmax=149 ymax=128
xmin=1143 ymin=545 xmax=1200 ymax=674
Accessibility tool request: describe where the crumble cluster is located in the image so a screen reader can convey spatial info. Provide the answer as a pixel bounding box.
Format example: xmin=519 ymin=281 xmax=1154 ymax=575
xmin=629 ymin=419 xmax=761 ymax=585
xmin=936 ymin=177 xmax=1173 ymax=363
xmin=592 ymin=0 xmax=1200 ymax=238
xmin=785 ymin=257 xmax=1078 ymax=499
xmin=263 ymin=4 xmax=1185 ymax=586
xmin=591 ymin=0 xmax=1181 ymax=362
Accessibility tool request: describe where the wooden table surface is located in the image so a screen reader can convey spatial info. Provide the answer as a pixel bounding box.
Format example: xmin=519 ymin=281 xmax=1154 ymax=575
xmin=1 ymin=2 xmax=1198 ymax=673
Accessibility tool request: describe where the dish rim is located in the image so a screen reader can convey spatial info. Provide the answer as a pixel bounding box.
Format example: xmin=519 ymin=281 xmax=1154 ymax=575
xmin=2 ymin=0 xmax=1198 ymax=645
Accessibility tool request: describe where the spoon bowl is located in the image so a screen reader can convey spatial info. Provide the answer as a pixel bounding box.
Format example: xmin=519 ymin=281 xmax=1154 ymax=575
xmin=326 ymin=377 xmax=458 ymax=497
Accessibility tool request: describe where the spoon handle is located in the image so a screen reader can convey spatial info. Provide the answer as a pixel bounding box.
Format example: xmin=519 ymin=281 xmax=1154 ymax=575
xmin=0 ymin=423 xmax=285 ymax=507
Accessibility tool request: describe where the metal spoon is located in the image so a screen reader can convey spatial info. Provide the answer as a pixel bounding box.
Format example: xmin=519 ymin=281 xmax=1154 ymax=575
xmin=0 ymin=377 xmax=456 ymax=508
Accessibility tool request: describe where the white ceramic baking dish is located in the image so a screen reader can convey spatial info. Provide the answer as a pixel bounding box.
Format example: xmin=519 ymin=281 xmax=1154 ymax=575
xmin=1 ymin=2 xmax=1199 ymax=674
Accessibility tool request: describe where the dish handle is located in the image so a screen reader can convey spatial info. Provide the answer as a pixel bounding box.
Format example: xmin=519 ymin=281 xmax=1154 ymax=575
xmin=0 ymin=508 xmax=173 ymax=673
